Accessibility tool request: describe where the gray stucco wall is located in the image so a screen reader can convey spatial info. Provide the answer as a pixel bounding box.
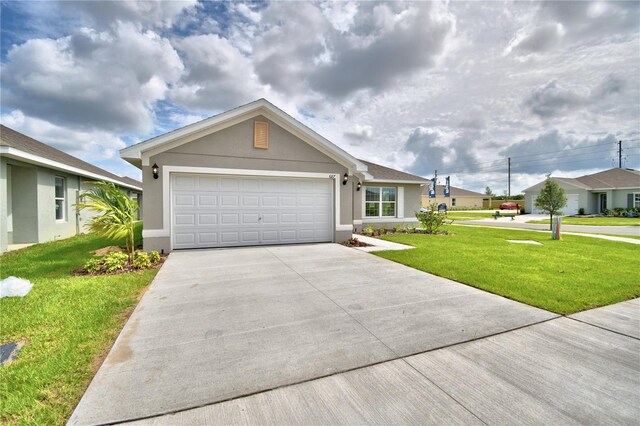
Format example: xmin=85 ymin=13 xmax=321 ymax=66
xmin=143 ymin=115 xmax=350 ymax=252
xmin=612 ymin=188 xmax=640 ymax=209
xmin=37 ymin=168 xmax=79 ymax=243
xmin=0 ymin=158 xmax=8 ymax=251
xmin=10 ymin=164 xmax=39 ymax=244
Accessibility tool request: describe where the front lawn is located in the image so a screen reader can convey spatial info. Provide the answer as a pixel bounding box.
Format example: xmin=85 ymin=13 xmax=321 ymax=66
xmin=0 ymin=228 xmax=157 ymax=425
xmin=526 ymin=216 xmax=640 ymax=226
xmin=376 ymin=227 xmax=639 ymax=314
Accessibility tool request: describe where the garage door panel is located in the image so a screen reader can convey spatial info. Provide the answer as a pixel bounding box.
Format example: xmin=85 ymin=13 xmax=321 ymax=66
xmin=262 ymin=196 xmax=278 ymax=207
xmin=198 ymin=233 xmax=217 ymax=244
xmin=175 ymin=194 xmax=196 ymax=207
xmin=280 ymin=196 xmax=297 ymax=207
xmin=220 ymin=178 xmax=240 ymax=191
xmin=198 ymin=195 xmax=217 ymax=206
xmin=198 ymin=176 xmax=219 ymax=190
xmin=174 ymin=214 xmax=195 ymax=226
xmin=174 ymin=233 xmax=195 ymax=246
xmin=198 ymin=214 xmax=217 ymax=225
xmin=262 ymin=213 xmax=278 ymax=224
xmin=220 ymin=214 xmax=239 ymax=225
xmin=220 ymin=232 xmax=240 ymax=243
xmin=174 ymin=176 xmax=196 ymax=189
xmin=221 ymin=195 xmax=239 ymax=207
xmin=171 ymin=174 xmax=333 ymax=249
xmin=242 ymin=213 xmax=260 ymax=224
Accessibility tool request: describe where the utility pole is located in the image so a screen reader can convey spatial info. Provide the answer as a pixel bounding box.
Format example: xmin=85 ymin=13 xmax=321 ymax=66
xmin=507 ymin=157 xmax=511 ymax=199
xmin=617 ymin=140 xmax=623 ymax=168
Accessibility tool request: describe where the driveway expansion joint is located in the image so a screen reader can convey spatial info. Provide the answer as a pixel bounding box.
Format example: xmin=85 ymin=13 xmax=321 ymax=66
xmin=565 ymin=315 xmax=640 ymax=341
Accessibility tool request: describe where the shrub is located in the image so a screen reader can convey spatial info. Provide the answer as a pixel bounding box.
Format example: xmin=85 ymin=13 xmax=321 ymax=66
xmin=393 ymin=224 xmax=406 ymax=233
xmin=578 ymin=207 xmax=585 ymax=215
xmin=416 ymin=203 xmax=448 ymax=234
xmin=363 ymin=224 xmax=376 ymax=236
xmin=149 ymin=250 xmax=161 ymax=264
xmin=133 ymin=251 xmax=151 ymax=269
xmin=84 ymin=258 xmax=103 ymax=274
xmin=103 ymin=252 xmax=128 ymax=273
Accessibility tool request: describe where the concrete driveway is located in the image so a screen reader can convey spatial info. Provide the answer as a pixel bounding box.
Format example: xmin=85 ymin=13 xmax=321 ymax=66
xmin=69 ymin=243 xmax=557 ymax=425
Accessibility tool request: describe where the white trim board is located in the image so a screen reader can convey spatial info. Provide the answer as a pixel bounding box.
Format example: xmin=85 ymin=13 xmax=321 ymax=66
xmin=1 ymin=146 xmax=142 ymax=191
xmin=148 ymin=166 xmax=351 ymax=248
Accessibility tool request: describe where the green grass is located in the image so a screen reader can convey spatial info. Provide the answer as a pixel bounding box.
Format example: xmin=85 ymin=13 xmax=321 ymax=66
xmin=526 ymin=216 xmax=640 ymax=226
xmin=0 ymin=226 xmax=157 ymax=425
xmin=376 ymin=227 xmax=640 ymax=315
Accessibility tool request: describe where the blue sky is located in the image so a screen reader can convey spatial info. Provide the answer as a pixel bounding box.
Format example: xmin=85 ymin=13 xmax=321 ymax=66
xmin=1 ymin=1 xmax=638 ymax=193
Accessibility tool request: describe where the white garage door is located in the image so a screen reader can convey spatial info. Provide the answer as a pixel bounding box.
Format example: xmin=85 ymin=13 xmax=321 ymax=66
xmin=531 ymin=193 xmax=579 ymax=215
xmin=564 ymin=194 xmax=579 ymax=216
xmin=171 ymin=174 xmax=333 ymax=249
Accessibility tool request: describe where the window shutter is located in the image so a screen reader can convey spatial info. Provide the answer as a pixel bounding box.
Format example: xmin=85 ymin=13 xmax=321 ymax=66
xmin=397 ymin=187 xmax=404 ymax=218
xmin=254 ymin=121 xmax=269 ymax=149
xmin=628 ymin=193 xmax=633 ymax=208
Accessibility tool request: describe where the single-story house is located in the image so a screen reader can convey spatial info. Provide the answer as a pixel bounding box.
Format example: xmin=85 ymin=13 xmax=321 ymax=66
xmin=120 ymin=99 xmax=427 ymax=252
xmin=523 ymin=168 xmax=640 ymax=215
xmin=0 ymin=125 xmax=142 ymax=253
xmin=422 ymin=184 xmax=485 ymax=209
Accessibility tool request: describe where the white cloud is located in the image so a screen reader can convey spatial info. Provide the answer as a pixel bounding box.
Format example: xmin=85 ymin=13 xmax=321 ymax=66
xmin=58 ymin=0 xmax=198 ymax=28
xmin=1 ymin=22 xmax=183 ymax=133
xmin=1 ymin=110 xmax=126 ymax=160
xmin=170 ymin=33 xmax=264 ymax=112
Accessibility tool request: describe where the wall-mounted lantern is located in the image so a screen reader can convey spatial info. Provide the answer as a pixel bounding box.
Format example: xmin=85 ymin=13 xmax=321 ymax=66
xmin=152 ymin=163 xmax=159 ymax=179
xmin=356 ymin=181 xmax=362 ymax=191
xmin=342 ymin=172 xmax=349 ymax=185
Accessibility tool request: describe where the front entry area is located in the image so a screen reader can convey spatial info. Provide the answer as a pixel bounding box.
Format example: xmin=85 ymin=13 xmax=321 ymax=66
xmin=171 ymin=174 xmax=333 ymax=249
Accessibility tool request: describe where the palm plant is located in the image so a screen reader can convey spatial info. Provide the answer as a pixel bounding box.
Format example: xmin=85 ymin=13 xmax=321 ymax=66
xmin=76 ymin=182 xmax=140 ymax=264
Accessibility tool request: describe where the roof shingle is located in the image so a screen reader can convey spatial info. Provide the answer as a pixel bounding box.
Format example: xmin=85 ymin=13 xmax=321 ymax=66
xmin=358 ymin=159 xmax=428 ymax=183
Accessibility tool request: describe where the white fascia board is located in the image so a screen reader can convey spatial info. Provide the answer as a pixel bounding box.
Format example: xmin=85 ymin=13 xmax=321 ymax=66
xmin=121 ymin=98 xmax=369 ymax=174
xmin=1 ymin=147 xmax=142 ymax=191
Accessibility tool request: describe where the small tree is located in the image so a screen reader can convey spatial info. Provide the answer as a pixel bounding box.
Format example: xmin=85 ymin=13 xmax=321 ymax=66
xmin=77 ymin=182 xmax=140 ymax=264
xmin=416 ymin=202 xmax=448 ymax=234
xmin=534 ymin=176 xmax=567 ymax=230
xmin=485 ymin=186 xmax=495 ymax=208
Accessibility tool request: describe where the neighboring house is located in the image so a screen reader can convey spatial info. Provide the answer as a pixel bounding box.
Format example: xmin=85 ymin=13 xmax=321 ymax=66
xmin=421 ymin=185 xmax=485 ymax=209
xmin=523 ymin=168 xmax=640 ymax=215
xmin=120 ymin=99 xmax=427 ymax=252
xmin=0 ymin=125 xmax=142 ymax=253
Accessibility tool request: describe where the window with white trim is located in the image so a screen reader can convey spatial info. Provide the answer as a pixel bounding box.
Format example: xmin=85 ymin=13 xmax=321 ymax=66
xmin=55 ymin=176 xmax=66 ymax=221
xmin=365 ymin=186 xmax=396 ymax=217
xmin=634 ymin=193 xmax=640 ymax=208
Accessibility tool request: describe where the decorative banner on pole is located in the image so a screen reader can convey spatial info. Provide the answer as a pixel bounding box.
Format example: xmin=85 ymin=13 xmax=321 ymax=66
xmin=429 ymin=178 xmax=436 ymax=198
xmin=444 ymin=176 xmax=451 ymax=197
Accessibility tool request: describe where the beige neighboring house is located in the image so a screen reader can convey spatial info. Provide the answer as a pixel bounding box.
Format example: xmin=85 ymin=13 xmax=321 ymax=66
xmin=523 ymin=168 xmax=640 ymax=215
xmin=120 ymin=99 xmax=427 ymax=252
xmin=0 ymin=125 xmax=142 ymax=253
xmin=422 ymin=184 xmax=486 ymax=209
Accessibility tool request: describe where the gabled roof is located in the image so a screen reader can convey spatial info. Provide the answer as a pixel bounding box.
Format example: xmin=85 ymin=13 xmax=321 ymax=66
xmin=120 ymin=98 xmax=371 ymax=178
xmin=523 ymin=168 xmax=640 ymax=192
xmin=359 ymin=159 xmax=428 ymax=184
xmin=0 ymin=125 xmax=141 ymax=191
xmin=422 ymin=184 xmax=485 ymax=197
xmin=574 ymin=168 xmax=640 ymax=189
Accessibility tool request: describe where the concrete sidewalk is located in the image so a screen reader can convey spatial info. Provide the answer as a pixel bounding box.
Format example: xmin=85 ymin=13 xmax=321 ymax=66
xmin=68 ymin=243 xmax=555 ymax=425
xmin=128 ymin=299 xmax=640 ymax=426
xmin=461 ymin=217 xmax=640 ymax=237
